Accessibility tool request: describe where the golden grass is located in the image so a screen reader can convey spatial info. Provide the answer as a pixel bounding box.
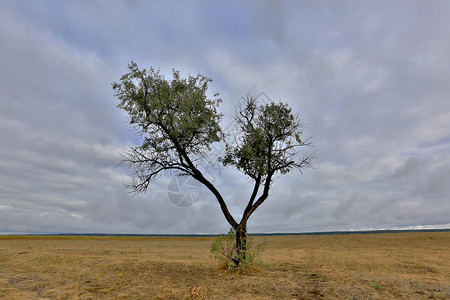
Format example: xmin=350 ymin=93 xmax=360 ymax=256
xmin=0 ymin=232 xmax=449 ymax=299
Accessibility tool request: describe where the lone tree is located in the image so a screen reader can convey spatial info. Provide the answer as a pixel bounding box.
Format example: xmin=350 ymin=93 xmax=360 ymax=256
xmin=113 ymin=62 xmax=313 ymax=267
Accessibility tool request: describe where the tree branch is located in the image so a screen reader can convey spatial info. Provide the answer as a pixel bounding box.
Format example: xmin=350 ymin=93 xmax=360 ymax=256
xmin=243 ymin=171 xmax=274 ymax=223
xmin=242 ymin=173 xmax=261 ymax=220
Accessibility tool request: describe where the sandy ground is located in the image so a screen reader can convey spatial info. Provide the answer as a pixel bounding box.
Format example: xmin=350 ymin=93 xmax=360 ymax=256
xmin=0 ymin=232 xmax=449 ymax=299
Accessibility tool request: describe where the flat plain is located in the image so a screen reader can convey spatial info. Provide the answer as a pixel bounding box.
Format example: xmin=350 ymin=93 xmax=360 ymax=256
xmin=0 ymin=232 xmax=449 ymax=299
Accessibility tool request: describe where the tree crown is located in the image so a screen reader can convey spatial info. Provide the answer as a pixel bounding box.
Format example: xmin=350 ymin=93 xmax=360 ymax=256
xmin=113 ymin=62 xmax=222 ymax=157
xmin=221 ymin=95 xmax=312 ymax=181
xmin=112 ymin=62 xmax=223 ymax=191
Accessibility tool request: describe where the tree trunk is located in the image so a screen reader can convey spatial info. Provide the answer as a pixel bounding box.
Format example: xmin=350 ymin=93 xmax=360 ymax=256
xmin=233 ymin=223 xmax=247 ymax=267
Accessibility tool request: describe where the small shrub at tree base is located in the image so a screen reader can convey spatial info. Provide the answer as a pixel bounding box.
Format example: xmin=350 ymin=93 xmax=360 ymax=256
xmin=210 ymin=228 xmax=266 ymax=271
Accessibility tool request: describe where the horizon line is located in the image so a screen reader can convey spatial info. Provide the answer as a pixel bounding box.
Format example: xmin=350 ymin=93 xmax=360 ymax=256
xmin=1 ymin=228 xmax=450 ymax=237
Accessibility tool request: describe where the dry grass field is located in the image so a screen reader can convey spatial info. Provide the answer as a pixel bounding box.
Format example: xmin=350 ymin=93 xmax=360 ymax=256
xmin=0 ymin=232 xmax=449 ymax=299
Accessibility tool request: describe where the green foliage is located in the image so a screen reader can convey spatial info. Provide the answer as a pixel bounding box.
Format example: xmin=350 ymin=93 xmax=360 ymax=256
xmin=220 ymin=94 xmax=311 ymax=181
xmin=210 ymin=228 xmax=266 ymax=271
xmin=112 ymin=62 xmax=223 ymax=192
xmin=113 ymin=62 xmax=222 ymax=155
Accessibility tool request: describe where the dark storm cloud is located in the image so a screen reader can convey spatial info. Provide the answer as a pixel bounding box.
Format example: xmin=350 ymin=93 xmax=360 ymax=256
xmin=0 ymin=1 xmax=449 ymax=234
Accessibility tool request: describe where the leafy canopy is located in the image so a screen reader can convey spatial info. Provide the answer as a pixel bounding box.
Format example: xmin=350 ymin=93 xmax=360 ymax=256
xmin=221 ymin=95 xmax=311 ymax=182
xmin=112 ymin=62 xmax=223 ymax=192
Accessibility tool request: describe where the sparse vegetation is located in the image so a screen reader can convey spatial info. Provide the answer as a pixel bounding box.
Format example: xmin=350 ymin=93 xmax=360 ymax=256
xmin=0 ymin=232 xmax=449 ymax=299
xmin=210 ymin=228 xmax=266 ymax=271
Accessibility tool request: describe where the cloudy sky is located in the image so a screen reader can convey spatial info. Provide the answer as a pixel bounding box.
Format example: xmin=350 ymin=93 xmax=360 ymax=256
xmin=1 ymin=1 xmax=449 ymax=234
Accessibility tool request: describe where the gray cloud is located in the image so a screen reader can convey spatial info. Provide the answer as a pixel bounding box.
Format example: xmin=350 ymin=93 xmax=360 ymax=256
xmin=0 ymin=1 xmax=449 ymax=234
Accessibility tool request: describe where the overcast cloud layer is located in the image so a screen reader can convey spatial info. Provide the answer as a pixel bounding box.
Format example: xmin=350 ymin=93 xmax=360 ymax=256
xmin=1 ymin=1 xmax=449 ymax=234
